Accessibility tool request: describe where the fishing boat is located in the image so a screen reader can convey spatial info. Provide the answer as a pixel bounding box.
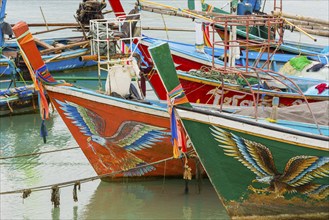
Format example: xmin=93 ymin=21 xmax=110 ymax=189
xmin=1 ymin=37 xmax=96 ymax=77
xmin=139 ymin=36 xmax=295 ymax=72
xmin=0 ymin=0 xmax=96 ymax=77
xmin=137 ymin=0 xmax=329 ymax=59
xmin=149 ymin=41 xmax=329 ymax=219
xmin=139 ymin=14 xmax=329 ymax=107
xmin=146 ymin=68 xmax=329 ymax=107
xmin=0 ymin=83 xmax=38 ymax=116
xmin=0 ymin=55 xmax=40 ymax=116
xmin=12 ymin=17 xmax=200 ymax=180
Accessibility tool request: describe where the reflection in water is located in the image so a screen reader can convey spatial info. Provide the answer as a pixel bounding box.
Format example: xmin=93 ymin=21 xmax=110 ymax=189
xmin=1 ymin=112 xmax=228 ymax=220
xmin=83 ymin=179 xmax=229 ymax=220
xmin=52 ymin=207 xmax=60 ymax=220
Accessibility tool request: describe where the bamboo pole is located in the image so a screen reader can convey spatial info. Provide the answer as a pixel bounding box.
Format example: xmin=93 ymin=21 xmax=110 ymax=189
xmin=39 ymin=40 xmax=89 ymax=55
xmin=140 ymin=5 xmax=195 ymax=20
xmin=296 ymin=28 xmax=329 ymax=37
xmin=33 ymin=38 xmax=54 ymax=49
xmin=142 ymin=26 xmax=194 ymax=32
xmin=13 ymin=22 xmax=194 ymax=32
xmin=139 ymin=0 xmax=213 ymax=22
xmin=74 ymin=15 xmax=88 ymax=41
xmin=285 ymin=24 xmax=329 ymax=31
xmin=31 ymin=26 xmax=79 ymax=36
xmin=272 ymin=11 xmax=329 ymax=26
xmin=25 ymin=23 xmax=78 ymax=27
xmin=286 ymin=19 xmax=323 ymax=28
xmin=282 ymin=18 xmax=317 ymax=41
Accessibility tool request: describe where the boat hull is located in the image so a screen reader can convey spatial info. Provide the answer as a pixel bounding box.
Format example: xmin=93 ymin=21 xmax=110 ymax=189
xmin=0 ymin=85 xmax=39 ymax=116
xmin=139 ymin=39 xmax=328 ymax=107
xmin=148 ymin=41 xmax=329 ymax=218
xmin=146 ymin=69 xmax=328 ymax=107
xmin=0 ymin=49 xmax=96 ymax=76
xmin=46 ymin=86 xmax=197 ymax=180
xmin=177 ymin=107 xmax=329 ymax=218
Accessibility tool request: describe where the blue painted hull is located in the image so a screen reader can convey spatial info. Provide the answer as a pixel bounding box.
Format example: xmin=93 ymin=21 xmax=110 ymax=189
xmin=141 ymin=36 xmax=295 ymax=72
xmin=141 ymin=36 xmax=328 ymax=72
xmin=1 ymin=37 xmax=96 ymax=76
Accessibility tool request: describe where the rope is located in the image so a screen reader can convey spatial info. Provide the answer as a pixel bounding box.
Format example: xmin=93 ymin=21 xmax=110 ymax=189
xmin=0 ymin=155 xmax=176 ymax=196
xmin=5 ymin=96 xmax=14 ymax=112
xmin=0 ymin=147 xmax=80 ymax=160
xmin=50 ymin=185 xmax=60 ymax=208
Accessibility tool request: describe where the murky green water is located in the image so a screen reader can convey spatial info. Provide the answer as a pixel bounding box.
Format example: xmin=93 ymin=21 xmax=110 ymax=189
xmin=0 ymin=112 xmax=229 ymax=220
xmin=1 ymin=0 xmax=328 ymax=219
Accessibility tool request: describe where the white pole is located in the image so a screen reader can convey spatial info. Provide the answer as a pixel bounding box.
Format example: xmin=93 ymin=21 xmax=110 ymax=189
xmin=229 ymin=2 xmax=240 ymax=67
xmin=194 ymin=0 xmax=204 ymax=53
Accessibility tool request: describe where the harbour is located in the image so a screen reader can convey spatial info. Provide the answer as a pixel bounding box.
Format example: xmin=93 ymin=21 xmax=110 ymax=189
xmin=1 ymin=0 xmax=329 ymax=219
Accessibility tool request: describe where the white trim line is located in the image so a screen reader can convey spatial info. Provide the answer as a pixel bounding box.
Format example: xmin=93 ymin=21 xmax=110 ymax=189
xmin=177 ymin=109 xmax=329 ymax=150
xmin=46 ymin=86 xmax=169 ymax=118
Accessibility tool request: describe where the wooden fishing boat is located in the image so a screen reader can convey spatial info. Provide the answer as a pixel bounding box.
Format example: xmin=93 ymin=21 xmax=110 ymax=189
xmin=0 ymin=56 xmax=40 ymax=116
xmin=197 ymin=0 xmax=329 ymax=53
xmin=0 ymin=84 xmax=38 ymax=116
xmin=139 ymin=38 xmax=329 ymax=107
xmin=136 ymin=0 xmax=329 ymax=59
xmin=149 ymin=41 xmax=329 ymax=219
xmin=0 ymin=37 xmax=96 ymax=76
xmin=139 ymin=36 xmax=295 ymax=72
xmin=12 ymin=19 xmax=199 ymax=180
xmin=146 ymin=68 xmax=329 ymax=107
xmin=0 ymin=0 xmax=97 ymax=77
xmin=137 ymin=12 xmax=329 ymax=107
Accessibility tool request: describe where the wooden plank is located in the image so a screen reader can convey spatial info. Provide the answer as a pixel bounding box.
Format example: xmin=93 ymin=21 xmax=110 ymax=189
xmin=34 ymin=38 xmax=54 ymax=50
xmin=39 ymin=40 xmax=89 ymax=55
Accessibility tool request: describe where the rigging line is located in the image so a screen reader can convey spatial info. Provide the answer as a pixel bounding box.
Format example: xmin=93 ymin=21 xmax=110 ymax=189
xmin=0 ymin=146 xmax=80 ymax=160
xmin=0 ymin=156 xmax=175 ymax=196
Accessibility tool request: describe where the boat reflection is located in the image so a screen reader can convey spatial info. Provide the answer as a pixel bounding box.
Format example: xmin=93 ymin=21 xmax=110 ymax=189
xmin=82 ymin=178 xmax=229 ymax=220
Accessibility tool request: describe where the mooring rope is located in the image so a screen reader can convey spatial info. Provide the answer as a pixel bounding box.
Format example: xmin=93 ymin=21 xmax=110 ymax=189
xmin=0 ymin=156 xmax=176 ymax=197
xmin=0 ymin=146 xmax=80 ymax=160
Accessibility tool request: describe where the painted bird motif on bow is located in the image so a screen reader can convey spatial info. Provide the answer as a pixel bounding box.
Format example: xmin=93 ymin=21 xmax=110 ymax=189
xmin=211 ymin=126 xmax=329 ymax=199
xmin=56 ymin=99 xmax=169 ymax=176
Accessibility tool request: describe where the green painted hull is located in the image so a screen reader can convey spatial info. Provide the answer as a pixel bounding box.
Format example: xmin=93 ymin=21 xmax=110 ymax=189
xmin=180 ymin=113 xmax=329 ymax=218
xmin=148 ymin=41 xmax=329 ymax=218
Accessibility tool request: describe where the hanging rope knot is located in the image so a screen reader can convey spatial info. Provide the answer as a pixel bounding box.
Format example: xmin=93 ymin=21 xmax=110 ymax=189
xmin=51 ymin=185 xmax=60 ymax=208
xmin=73 ymin=181 xmax=81 ymax=202
xmin=167 ymin=84 xmax=189 ymax=158
xmin=183 ymin=154 xmax=192 ymax=180
xmin=183 ymin=164 xmax=192 ymax=180
xmin=22 ymin=189 xmax=32 ymax=199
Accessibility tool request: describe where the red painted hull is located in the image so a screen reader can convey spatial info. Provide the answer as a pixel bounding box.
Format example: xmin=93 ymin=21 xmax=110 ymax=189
xmin=139 ymin=43 xmax=327 ymax=107
xmin=149 ymin=71 xmax=326 ymax=107
xmin=47 ymin=87 xmax=197 ymax=180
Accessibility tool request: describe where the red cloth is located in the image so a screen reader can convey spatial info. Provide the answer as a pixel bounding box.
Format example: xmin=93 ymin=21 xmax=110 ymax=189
xmin=315 ymin=83 xmax=329 ymax=94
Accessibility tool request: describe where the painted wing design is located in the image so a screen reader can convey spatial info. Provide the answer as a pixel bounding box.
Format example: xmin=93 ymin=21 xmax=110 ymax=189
xmin=56 ymin=100 xmax=105 ymax=136
xmin=307 ymin=184 xmax=329 ymax=199
xmin=107 ymin=121 xmax=169 ymax=152
xmin=211 ymin=126 xmax=279 ymax=178
xmin=280 ymin=156 xmax=329 ymax=187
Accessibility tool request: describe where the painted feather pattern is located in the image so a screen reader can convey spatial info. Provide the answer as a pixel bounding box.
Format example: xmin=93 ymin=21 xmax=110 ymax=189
xmin=210 ymin=126 xmax=329 ymax=199
xmin=56 ymin=99 xmax=168 ymax=176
